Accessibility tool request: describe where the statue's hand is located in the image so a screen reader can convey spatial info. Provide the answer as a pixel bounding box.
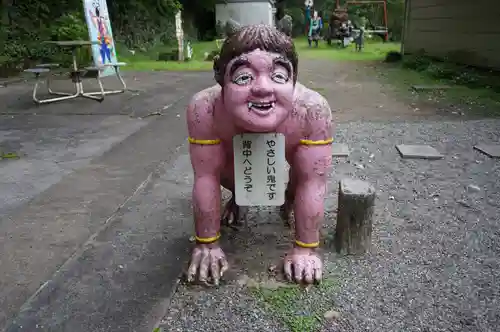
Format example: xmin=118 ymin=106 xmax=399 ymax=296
xmin=283 ymin=246 xmax=322 ymax=284
xmin=187 ymin=242 xmax=229 ymax=286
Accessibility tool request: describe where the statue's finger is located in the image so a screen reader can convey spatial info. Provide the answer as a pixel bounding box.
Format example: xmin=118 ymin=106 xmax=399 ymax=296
xmin=314 ymin=267 xmax=323 ymax=283
xmin=210 ymin=260 xmax=220 ymax=286
xmin=283 ymin=259 xmax=293 ymax=281
xmin=221 ymin=209 xmax=229 ymax=225
xmin=227 ymin=211 xmax=234 ymax=225
xmin=219 ymin=256 xmax=229 ymax=277
xmin=294 ymin=262 xmax=305 ymax=283
xmin=303 ymin=266 xmax=314 ymax=284
xmin=187 ymin=251 xmax=201 ymax=282
xmin=233 ymin=205 xmax=240 ymax=222
xmin=198 ymin=253 xmax=210 ymax=283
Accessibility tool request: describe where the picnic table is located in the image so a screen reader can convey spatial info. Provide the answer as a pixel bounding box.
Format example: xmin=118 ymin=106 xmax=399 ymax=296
xmin=24 ymin=40 xmax=127 ymax=105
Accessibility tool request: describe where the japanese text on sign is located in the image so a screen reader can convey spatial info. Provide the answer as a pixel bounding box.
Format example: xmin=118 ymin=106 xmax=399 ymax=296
xmin=242 ymin=139 xmax=253 ymax=193
xmin=266 ymin=139 xmax=277 ymax=200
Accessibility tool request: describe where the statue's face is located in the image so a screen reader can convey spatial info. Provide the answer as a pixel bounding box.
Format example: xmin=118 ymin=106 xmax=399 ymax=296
xmin=222 ymin=49 xmax=294 ymax=132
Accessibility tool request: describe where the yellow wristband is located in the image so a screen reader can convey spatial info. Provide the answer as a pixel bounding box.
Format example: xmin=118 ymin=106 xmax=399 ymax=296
xmin=295 ymin=239 xmax=320 ymax=248
xmin=195 ymin=233 xmax=221 ymax=244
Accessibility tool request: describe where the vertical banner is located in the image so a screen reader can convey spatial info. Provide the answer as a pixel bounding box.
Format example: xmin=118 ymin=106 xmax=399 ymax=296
xmin=83 ymin=0 xmax=118 ymax=76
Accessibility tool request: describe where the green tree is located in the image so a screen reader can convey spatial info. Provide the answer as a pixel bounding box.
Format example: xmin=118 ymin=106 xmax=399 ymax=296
xmin=0 ymin=0 xmax=182 ymax=75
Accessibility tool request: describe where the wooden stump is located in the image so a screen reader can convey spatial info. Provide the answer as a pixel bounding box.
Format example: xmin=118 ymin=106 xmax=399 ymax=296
xmin=334 ymin=179 xmax=375 ymax=255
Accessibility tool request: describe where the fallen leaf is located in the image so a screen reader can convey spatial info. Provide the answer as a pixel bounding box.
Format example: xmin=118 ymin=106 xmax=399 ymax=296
xmin=324 ymin=310 xmax=341 ymax=320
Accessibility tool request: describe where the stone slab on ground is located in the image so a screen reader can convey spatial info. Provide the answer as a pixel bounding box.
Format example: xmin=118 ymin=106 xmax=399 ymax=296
xmin=395 ymin=144 xmax=444 ymax=159
xmin=474 ymin=144 xmax=500 ymax=158
xmin=162 ymin=119 xmax=500 ymax=332
xmin=331 ymin=143 xmax=349 ymax=157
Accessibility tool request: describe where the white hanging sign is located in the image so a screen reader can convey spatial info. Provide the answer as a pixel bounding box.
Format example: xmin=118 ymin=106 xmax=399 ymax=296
xmin=233 ymin=133 xmax=286 ymax=206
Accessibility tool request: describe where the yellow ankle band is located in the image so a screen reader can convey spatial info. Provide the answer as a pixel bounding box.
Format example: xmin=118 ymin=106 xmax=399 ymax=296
xmin=295 ymin=239 xmax=320 ymax=248
xmin=195 ymin=233 xmax=221 ymax=243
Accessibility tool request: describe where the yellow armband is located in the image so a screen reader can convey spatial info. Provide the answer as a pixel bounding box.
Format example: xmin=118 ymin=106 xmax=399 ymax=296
xmin=188 ymin=137 xmax=221 ymax=145
xmin=299 ymin=138 xmax=334 ymax=145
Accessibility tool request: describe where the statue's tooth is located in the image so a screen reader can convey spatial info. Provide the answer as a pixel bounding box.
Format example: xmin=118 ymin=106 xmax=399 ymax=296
xmin=248 ymin=102 xmax=253 ymax=108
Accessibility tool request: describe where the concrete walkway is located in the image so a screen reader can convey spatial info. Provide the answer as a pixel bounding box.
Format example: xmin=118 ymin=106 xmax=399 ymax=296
xmin=0 ymin=71 xmax=213 ymax=331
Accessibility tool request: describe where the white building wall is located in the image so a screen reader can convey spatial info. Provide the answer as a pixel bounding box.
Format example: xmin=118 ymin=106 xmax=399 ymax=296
xmin=216 ymin=2 xmax=274 ymax=27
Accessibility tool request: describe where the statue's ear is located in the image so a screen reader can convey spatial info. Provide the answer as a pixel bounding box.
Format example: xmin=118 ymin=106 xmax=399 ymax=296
xmin=225 ymin=18 xmax=242 ymax=37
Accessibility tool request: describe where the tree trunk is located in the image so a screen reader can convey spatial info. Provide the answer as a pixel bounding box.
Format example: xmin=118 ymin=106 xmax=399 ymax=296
xmin=1 ymin=0 xmax=13 ymax=26
xmin=334 ymin=179 xmax=375 ymax=255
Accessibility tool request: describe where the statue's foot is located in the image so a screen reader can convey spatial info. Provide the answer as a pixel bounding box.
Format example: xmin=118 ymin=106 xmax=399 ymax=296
xmin=283 ymin=247 xmax=322 ymax=284
xmin=221 ymin=196 xmax=247 ymax=226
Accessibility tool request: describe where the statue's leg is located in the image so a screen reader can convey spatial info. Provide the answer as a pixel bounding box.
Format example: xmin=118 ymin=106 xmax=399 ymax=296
xmin=220 ymin=174 xmax=248 ymax=226
xmin=280 ymin=167 xmax=295 ymax=227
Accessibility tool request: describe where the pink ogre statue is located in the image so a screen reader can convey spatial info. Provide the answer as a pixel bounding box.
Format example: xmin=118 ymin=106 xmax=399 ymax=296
xmin=186 ymin=24 xmax=333 ymax=285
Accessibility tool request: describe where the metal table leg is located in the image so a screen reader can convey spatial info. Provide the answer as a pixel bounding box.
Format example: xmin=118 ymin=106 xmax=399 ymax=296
xmin=71 ymin=48 xmax=104 ymax=102
xmin=83 ymin=64 xmax=127 ymax=96
xmin=33 ymin=79 xmax=80 ymax=104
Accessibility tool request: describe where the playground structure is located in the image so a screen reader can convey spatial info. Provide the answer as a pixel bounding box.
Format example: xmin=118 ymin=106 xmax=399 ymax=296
xmin=326 ymin=0 xmax=388 ymax=46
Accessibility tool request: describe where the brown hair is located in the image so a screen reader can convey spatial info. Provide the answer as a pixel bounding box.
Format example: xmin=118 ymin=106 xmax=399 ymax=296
xmin=214 ymin=24 xmax=298 ymax=85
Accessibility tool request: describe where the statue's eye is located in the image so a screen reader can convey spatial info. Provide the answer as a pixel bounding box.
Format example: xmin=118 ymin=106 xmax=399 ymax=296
xmin=271 ymin=72 xmax=289 ymax=84
xmin=233 ymin=73 xmax=252 ymax=85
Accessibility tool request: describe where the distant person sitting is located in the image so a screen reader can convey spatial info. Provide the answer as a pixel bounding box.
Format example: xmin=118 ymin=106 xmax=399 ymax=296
xmin=308 ymin=10 xmax=323 ymax=48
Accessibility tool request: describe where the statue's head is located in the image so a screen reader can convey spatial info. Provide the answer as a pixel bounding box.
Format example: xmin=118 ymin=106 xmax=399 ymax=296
xmin=214 ymin=24 xmax=298 ymax=132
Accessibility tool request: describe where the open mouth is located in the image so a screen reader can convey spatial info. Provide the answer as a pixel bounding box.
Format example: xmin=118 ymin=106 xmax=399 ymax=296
xmin=247 ymin=101 xmax=276 ymax=114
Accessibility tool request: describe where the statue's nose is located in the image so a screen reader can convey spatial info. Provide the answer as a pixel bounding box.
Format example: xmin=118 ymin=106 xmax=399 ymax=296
xmin=250 ymin=77 xmax=273 ymax=96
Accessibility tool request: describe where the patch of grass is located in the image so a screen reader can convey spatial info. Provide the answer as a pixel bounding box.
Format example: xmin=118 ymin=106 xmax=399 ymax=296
xmin=378 ymin=55 xmax=500 ymax=116
xmin=295 ymin=37 xmax=401 ymax=62
xmin=250 ymin=278 xmax=340 ymax=332
xmin=115 ymin=37 xmax=400 ymax=72
xmin=122 ymin=60 xmax=212 ymax=71
xmin=116 ymin=40 xmax=216 ymax=72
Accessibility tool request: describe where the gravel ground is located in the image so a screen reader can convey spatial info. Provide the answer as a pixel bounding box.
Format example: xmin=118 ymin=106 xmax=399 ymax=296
xmin=161 ymin=118 xmax=500 ymax=332
xmin=322 ymin=118 xmax=500 ymax=332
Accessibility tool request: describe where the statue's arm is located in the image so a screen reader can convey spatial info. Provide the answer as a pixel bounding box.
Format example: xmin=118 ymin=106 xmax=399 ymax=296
xmin=187 ymin=94 xmax=225 ymax=242
xmin=292 ymin=96 xmax=333 ymax=247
